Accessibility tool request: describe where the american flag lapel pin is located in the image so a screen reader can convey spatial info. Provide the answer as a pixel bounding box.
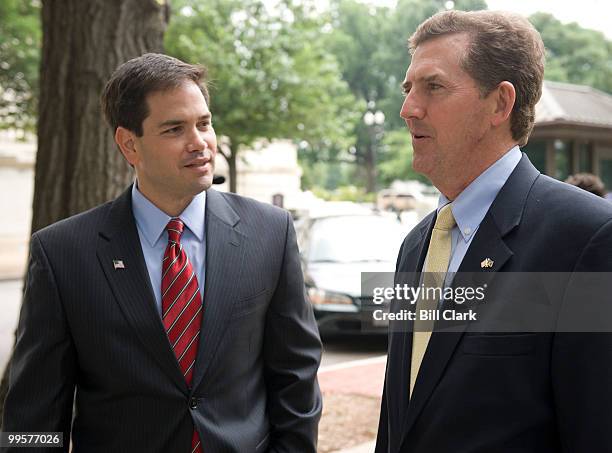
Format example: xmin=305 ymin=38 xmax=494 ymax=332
xmin=113 ymin=259 xmax=125 ymax=270
xmin=480 ymin=258 xmax=494 ymax=269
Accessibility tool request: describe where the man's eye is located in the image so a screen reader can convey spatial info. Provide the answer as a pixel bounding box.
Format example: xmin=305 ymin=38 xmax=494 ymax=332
xmin=429 ymin=83 xmax=442 ymax=91
xmin=164 ymin=126 xmax=182 ymax=134
xmin=197 ymin=122 xmax=211 ymax=130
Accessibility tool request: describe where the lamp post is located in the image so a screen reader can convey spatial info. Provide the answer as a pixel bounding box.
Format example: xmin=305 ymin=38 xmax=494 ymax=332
xmin=363 ymin=109 xmax=385 ymax=193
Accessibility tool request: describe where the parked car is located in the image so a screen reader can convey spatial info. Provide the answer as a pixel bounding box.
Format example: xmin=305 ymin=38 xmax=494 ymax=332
xmin=295 ymin=213 xmax=409 ymax=335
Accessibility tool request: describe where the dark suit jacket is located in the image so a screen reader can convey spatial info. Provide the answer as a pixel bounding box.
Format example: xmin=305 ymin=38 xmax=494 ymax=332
xmin=3 ymin=187 xmax=322 ymax=453
xmin=375 ymin=155 xmax=612 ymax=452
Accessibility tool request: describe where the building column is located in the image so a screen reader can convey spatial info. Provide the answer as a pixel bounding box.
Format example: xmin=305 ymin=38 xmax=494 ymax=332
xmin=571 ymin=140 xmax=580 ymax=174
xmin=545 ymin=140 xmax=556 ymax=177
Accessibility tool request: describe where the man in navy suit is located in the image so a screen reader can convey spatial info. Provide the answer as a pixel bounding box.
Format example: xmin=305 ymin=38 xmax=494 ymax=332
xmin=376 ymin=10 xmax=612 ymax=452
xmin=3 ymin=53 xmax=322 ymax=452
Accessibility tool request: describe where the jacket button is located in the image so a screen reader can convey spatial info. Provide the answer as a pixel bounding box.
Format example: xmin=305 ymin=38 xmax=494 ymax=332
xmin=190 ymin=397 xmax=198 ymax=409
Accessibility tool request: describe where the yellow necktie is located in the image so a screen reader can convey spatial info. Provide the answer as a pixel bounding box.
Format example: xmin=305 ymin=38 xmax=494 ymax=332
xmin=410 ymin=203 xmax=456 ymax=397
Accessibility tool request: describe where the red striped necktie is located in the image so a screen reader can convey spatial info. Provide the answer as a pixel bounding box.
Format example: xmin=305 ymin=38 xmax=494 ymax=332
xmin=161 ymin=218 xmax=204 ymax=453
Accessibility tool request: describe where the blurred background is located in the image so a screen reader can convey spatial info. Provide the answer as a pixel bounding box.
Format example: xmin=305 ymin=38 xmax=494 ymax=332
xmin=1 ymin=0 xmax=611 ymax=450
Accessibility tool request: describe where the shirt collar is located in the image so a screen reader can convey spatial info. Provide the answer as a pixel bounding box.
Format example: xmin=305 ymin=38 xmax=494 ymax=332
xmin=437 ymin=145 xmax=522 ymax=242
xmin=131 ymin=182 xmax=206 ymax=247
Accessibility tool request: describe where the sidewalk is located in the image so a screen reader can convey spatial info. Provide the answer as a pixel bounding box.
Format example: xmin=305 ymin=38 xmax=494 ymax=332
xmin=318 ymin=356 xmax=387 ymax=453
xmin=337 ymin=440 xmax=377 ymax=453
xmin=0 ymin=235 xmax=28 ymax=281
xmin=318 ymin=356 xmax=386 ymax=398
xmin=0 ymin=161 xmax=34 ymax=282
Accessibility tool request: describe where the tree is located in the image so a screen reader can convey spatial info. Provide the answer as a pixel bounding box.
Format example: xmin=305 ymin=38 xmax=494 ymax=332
xmin=325 ymin=0 xmax=390 ymax=192
xmin=325 ymin=0 xmax=488 ymax=192
xmin=165 ymin=0 xmax=359 ymax=192
xmin=0 ymin=0 xmax=41 ymax=134
xmin=377 ymin=129 xmax=430 ymax=186
xmin=0 ymin=0 xmax=168 ymax=424
xmin=374 ymin=0 xmax=487 ymax=183
xmin=530 ymin=12 xmax=612 ymax=94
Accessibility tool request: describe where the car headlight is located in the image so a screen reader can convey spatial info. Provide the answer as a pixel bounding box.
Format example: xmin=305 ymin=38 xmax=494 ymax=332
xmin=307 ymin=287 xmax=353 ymax=305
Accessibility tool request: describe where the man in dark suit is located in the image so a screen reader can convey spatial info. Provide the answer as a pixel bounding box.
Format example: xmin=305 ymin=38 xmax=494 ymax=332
xmin=375 ymin=10 xmax=612 ymax=452
xmin=2 ymin=53 xmax=322 ymax=452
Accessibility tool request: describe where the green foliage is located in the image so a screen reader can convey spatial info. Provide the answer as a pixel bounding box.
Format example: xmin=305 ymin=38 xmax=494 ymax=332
xmin=326 ymin=0 xmax=389 ymax=102
xmin=324 ymin=0 xmax=393 ymax=183
xmin=377 ymin=0 xmax=486 ymax=129
xmin=165 ymin=0 xmax=360 ymax=167
xmin=530 ymin=12 xmax=612 ymax=94
xmin=2 ymin=0 xmax=611 ymax=200
xmin=311 ymin=185 xmax=376 ymax=202
xmin=377 ymin=129 xmax=430 ymax=186
xmin=323 ymin=0 xmax=488 ymax=192
xmin=299 ymin=159 xmax=357 ymax=190
xmin=0 ymin=0 xmax=41 ymax=133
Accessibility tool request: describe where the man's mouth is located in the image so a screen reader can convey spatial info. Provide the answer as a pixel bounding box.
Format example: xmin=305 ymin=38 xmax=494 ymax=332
xmin=184 ymin=158 xmax=210 ymax=168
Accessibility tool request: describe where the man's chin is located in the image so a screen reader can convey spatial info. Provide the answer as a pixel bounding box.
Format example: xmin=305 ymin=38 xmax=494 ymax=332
xmin=186 ymin=176 xmax=214 ymax=195
xmin=197 ymin=179 xmax=213 ymax=192
xmin=412 ymin=157 xmax=432 ymax=178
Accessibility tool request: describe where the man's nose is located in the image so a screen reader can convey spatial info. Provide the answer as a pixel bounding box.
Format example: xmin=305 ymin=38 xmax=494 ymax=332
xmin=187 ymin=127 xmax=207 ymax=152
xmin=400 ymin=91 xmax=425 ymax=121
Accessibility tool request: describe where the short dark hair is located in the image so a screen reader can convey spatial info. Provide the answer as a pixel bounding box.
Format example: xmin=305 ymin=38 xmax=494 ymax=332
xmin=565 ymin=173 xmax=606 ymax=197
xmin=409 ymin=10 xmax=545 ymax=146
xmin=101 ymin=53 xmax=209 ymax=136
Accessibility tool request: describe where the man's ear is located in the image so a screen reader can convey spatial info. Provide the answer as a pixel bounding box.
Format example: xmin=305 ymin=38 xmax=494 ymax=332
xmin=115 ymin=127 xmax=138 ymax=166
xmin=490 ymin=81 xmax=516 ymax=127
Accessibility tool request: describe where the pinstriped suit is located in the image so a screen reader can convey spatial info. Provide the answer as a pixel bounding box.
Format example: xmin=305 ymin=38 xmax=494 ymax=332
xmin=3 ymin=186 xmax=322 ymax=453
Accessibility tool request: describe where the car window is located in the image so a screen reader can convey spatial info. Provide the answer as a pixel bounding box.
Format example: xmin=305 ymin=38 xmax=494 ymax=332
xmin=308 ymin=215 xmax=406 ymax=263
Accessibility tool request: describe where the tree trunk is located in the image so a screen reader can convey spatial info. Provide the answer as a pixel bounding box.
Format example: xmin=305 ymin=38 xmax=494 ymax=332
xmin=0 ymin=0 xmax=167 ymax=425
xmin=32 ymin=0 xmax=167 ymax=231
xmin=228 ymin=150 xmax=237 ymax=193
xmin=365 ymin=143 xmax=377 ymax=194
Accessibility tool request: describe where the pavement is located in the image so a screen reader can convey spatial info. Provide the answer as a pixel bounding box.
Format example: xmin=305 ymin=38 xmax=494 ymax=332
xmin=0 ymin=163 xmax=33 ymax=282
xmin=0 ymin=235 xmax=28 ymax=281
xmin=319 ymin=356 xmax=387 ymax=453
xmin=0 ymin=280 xmax=22 ymax=372
xmin=337 ymin=440 xmax=377 ymax=452
xmin=318 ymin=355 xmax=386 ymax=398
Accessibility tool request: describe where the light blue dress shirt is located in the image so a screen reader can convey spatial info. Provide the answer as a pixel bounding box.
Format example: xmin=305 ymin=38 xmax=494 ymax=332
xmin=434 ymin=145 xmax=522 ymax=275
xmin=131 ymin=183 xmax=206 ymax=316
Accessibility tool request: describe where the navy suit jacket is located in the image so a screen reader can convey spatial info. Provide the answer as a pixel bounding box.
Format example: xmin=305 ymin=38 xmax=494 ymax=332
xmin=375 ymin=155 xmax=612 ymax=452
xmin=3 ymin=187 xmax=322 ymax=453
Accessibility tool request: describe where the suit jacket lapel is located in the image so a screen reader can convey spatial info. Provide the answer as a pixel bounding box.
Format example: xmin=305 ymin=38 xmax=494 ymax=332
xmin=400 ymin=154 xmax=540 ymax=445
xmin=397 ymin=213 xmax=435 ymax=278
xmin=97 ymin=186 xmax=188 ymax=392
xmin=190 ymin=189 xmax=246 ymax=392
xmin=390 ymin=213 xmax=435 ymax=445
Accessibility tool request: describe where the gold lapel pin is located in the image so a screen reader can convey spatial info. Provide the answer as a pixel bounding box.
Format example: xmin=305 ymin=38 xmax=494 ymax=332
xmin=113 ymin=259 xmax=125 ymax=270
xmin=480 ymin=258 xmax=494 ymax=269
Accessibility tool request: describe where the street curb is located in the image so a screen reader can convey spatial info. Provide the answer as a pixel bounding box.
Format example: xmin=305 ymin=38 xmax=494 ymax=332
xmin=318 ymin=355 xmax=387 ymax=399
xmin=318 ymin=355 xmax=387 ymax=374
xmin=334 ymin=440 xmax=376 ymax=453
